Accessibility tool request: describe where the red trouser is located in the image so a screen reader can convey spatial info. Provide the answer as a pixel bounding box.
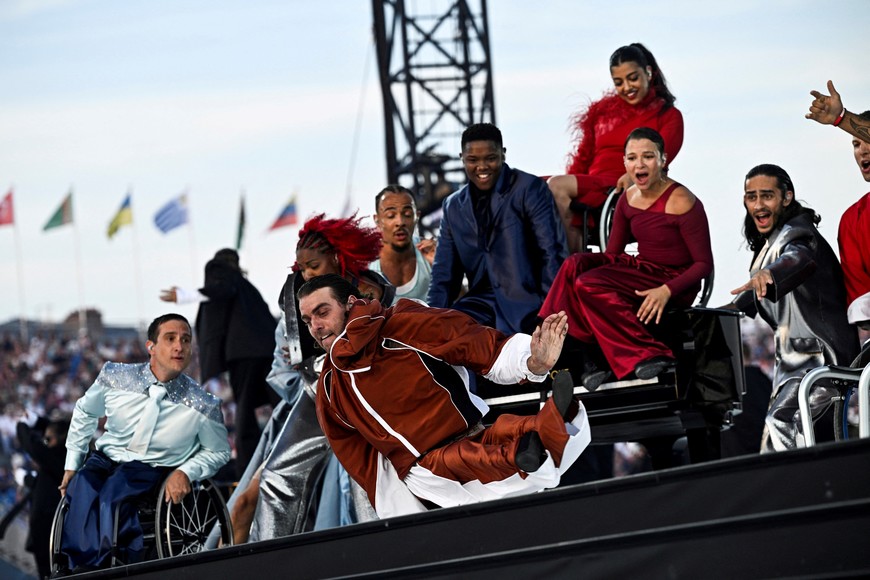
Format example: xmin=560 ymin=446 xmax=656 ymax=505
xmin=540 ymin=252 xmax=691 ymax=378
xmin=417 ymin=397 xmax=570 ymax=484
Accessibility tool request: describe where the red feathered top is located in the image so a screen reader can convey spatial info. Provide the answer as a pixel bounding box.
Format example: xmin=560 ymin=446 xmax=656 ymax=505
xmin=566 ymin=89 xmax=684 ymax=208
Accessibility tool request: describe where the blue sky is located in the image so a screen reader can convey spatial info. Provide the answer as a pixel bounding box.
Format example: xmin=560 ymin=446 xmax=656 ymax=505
xmin=0 ymin=0 xmax=867 ymax=329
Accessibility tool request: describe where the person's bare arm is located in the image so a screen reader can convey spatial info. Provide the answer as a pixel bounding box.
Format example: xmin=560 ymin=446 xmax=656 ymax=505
xmin=229 ymin=470 xmax=262 ymax=545
xmin=806 ymin=80 xmax=870 ymax=141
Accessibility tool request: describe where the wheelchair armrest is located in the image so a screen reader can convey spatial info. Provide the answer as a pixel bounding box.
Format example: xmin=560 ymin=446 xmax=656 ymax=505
xmin=826 ymin=365 xmax=863 ymax=374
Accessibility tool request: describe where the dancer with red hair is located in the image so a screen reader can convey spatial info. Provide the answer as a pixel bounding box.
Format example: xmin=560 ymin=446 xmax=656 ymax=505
xmin=294 ymin=213 xmax=385 ymax=299
xmin=227 ymin=212 xmax=393 ymax=544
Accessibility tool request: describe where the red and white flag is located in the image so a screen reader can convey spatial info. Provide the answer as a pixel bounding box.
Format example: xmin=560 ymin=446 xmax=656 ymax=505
xmin=0 ymin=190 xmax=13 ymax=227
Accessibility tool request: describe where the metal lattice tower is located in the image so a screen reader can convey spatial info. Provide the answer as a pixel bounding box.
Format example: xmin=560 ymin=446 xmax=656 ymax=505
xmin=372 ymin=0 xmax=495 ymax=210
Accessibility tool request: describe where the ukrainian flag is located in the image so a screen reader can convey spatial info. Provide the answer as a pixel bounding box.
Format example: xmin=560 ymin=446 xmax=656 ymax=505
xmin=108 ymin=193 xmax=133 ymax=239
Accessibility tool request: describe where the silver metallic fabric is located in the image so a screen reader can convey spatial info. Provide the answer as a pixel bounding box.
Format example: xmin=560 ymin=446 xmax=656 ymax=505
xmin=734 ymin=213 xmax=857 ymax=451
xmin=249 ymin=392 xmax=331 ymax=540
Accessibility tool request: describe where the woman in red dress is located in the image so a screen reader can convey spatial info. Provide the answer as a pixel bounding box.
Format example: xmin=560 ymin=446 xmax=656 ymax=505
xmin=540 ymin=127 xmax=712 ymax=389
xmin=548 ymin=43 xmax=684 ymax=252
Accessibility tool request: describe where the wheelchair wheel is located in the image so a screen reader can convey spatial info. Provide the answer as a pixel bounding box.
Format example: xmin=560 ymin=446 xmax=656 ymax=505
xmin=598 ymin=188 xmax=620 ymax=251
xmin=154 ymin=478 xmax=233 ymax=558
xmin=48 ymin=497 xmax=69 ymax=574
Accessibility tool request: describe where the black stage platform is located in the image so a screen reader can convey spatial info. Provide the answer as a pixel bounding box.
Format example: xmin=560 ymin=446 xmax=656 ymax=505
xmin=77 ymin=439 xmax=870 ymax=579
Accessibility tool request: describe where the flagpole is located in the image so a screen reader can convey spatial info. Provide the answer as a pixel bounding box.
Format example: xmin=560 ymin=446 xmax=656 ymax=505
xmin=236 ymin=188 xmax=246 ymax=258
xmin=129 ymin=189 xmax=145 ymax=332
xmin=341 ymin=40 xmax=372 ymax=217
xmin=186 ymin=190 xmax=198 ymax=288
xmin=71 ymin=188 xmax=87 ymax=336
xmin=12 ymin=216 xmax=28 ymax=342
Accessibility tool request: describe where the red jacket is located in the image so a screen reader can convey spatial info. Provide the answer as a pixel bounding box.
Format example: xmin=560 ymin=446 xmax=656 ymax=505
xmin=315 ymin=299 xmax=511 ymax=505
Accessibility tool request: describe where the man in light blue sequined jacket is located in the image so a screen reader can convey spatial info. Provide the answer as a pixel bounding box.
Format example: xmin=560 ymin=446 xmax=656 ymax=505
xmin=58 ymin=313 xmax=230 ymax=570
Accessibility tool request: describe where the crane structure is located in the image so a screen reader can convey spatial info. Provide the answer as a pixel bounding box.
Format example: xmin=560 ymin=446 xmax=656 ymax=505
xmin=371 ymin=0 xmax=495 ymax=213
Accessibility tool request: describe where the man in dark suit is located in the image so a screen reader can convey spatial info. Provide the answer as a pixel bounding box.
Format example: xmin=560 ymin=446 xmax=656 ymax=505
xmin=427 ymin=123 xmax=568 ymax=335
xmin=162 ymin=249 xmax=277 ymax=477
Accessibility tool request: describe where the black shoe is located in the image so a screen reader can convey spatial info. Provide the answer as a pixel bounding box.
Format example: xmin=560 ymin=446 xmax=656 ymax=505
xmin=515 ymin=431 xmax=546 ymax=473
xmin=581 ymin=369 xmax=612 ymax=392
xmin=551 ymin=369 xmax=575 ymax=419
xmin=634 ymin=356 xmax=676 ymax=380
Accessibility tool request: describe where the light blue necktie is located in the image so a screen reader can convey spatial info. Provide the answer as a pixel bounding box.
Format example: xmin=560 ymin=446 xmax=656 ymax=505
xmin=127 ymin=383 xmax=167 ymax=455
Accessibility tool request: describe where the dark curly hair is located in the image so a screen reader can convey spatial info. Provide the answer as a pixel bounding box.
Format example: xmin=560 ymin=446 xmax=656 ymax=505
xmin=295 ymin=213 xmax=382 ymax=278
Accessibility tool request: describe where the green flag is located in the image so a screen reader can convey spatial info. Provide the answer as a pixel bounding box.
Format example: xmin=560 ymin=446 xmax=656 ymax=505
xmin=44 ymin=190 xmax=73 ymax=231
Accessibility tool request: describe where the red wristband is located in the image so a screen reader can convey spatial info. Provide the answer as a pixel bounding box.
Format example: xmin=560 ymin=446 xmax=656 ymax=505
xmin=834 ymin=108 xmax=846 ymax=127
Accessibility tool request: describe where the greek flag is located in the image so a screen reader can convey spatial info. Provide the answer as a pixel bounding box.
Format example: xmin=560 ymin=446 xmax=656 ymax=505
xmin=154 ymin=193 xmax=188 ymax=233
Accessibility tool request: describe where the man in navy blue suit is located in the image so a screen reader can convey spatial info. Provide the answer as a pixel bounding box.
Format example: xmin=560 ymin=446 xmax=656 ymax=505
xmin=428 ymin=123 xmax=568 ymax=334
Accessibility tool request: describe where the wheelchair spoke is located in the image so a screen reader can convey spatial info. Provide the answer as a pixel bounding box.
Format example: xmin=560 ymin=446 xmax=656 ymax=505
xmin=156 ymin=480 xmax=230 ymax=558
xmin=197 ymin=513 xmax=218 ymax=532
xmin=191 ymin=489 xmax=204 ymax=530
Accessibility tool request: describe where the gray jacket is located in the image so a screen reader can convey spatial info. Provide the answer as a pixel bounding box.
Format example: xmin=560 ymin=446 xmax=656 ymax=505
xmin=734 ymin=212 xmax=857 ymax=389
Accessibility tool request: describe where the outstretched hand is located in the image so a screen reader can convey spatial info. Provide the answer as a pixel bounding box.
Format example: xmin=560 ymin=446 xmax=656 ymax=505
xmin=527 ymin=311 xmax=568 ymax=376
xmin=806 ymin=80 xmax=843 ymax=126
xmin=731 ymin=269 xmax=773 ymax=300
xmin=635 ymin=284 xmax=671 ymax=325
xmin=159 ymin=287 xmax=179 ymax=303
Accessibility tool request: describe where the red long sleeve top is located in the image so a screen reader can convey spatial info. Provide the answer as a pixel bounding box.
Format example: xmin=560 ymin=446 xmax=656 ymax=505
xmin=566 ymin=90 xmax=684 ymax=208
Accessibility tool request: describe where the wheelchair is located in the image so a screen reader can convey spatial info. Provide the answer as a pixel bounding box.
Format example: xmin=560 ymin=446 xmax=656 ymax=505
xmin=567 ymin=187 xmax=621 ymax=254
xmin=570 ymin=187 xmax=714 ymax=307
xmin=480 ymin=187 xmax=729 ymax=468
xmin=49 ymin=475 xmax=233 ymax=573
xmin=796 ymin=342 xmax=870 ymax=447
xmin=483 ymin=304 xmax=742 ymax=469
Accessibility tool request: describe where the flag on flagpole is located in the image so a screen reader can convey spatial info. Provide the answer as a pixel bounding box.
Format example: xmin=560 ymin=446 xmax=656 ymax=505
xmin=154 ymin=193 xmax=189 ymax=234
xmin=235 ymin=193 xmax=246 ymax=250
xmin=107 ymin=192 xmax=133 ymax=239
xmin=268 ymin=195 xmax=298 ymax=230
xmin=0 ymin=190 xmax=13 ymax=227
xmin=43 ymin=190 xmax=73 ymax=231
